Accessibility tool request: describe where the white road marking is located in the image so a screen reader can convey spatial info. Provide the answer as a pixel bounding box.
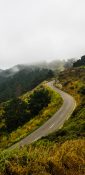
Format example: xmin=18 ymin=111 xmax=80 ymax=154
xmin=33 ymin=137 xmax=40 ymax=142
xmin=50 ymin=123 xmax=55 ymax=128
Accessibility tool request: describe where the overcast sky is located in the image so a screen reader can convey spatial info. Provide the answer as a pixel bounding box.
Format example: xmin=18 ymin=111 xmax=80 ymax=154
xmin=0 ymin=0 xmax=85 ymax=69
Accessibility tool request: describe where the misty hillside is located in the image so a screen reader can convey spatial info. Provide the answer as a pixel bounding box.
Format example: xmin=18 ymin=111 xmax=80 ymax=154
xmin=73 ymin=55 xmax=85 ymax=67
xmin=0 ymin=59 xmax=74 ymax=103
xmin=0 ymin=65 xmax=54 ymax=102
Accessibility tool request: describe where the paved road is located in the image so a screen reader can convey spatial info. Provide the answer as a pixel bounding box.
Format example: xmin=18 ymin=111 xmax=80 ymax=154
xmin=9 ymin=81 xmax=76 ymax=150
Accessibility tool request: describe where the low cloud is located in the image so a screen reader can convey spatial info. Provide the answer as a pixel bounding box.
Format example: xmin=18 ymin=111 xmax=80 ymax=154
xmin=0 ymin=0 xmax=85 ymax=68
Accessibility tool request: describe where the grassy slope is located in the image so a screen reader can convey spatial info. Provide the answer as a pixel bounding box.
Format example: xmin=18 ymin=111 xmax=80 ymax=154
xmin=0 ymin=67 xmax=85 ymax=175
xmin=0 ymin=83 xmax=63 ymax=150
xmin=0 ymin=138 xmax=85 ymax=175
xmin=58 ymin=67 xmax=85 ymax=103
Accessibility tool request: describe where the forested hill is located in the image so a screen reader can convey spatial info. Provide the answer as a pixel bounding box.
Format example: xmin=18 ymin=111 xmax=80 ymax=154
xmin=0 ymin=65 xmax=54 ymax=102
xmin=73 ymin=55 xmax=85 ymax=67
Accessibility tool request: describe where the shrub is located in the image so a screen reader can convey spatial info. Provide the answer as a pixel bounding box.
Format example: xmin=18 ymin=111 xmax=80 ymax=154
xmin=78 ymin=86 xmax=85 ymax=95
xmin=28 ymin=86 xmax=51 ymax=115
xmin=4 ymin=98 xmax=29 ymax=132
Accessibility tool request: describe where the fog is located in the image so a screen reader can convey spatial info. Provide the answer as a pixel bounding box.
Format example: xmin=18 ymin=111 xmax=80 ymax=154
xmin=0 ymin=0 xmax=85 ymax=69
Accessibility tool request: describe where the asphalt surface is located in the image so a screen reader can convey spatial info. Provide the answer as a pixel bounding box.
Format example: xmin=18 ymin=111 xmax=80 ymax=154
xmin=9 ymin=81 xmax=76 ymax=150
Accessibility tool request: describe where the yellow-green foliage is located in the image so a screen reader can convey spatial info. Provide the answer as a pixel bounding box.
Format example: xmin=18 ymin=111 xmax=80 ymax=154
xmin=0 ymin=83 xmax=63 ymax=150
xmin=51 ymin=67 xmax=85 ymax=142
xmin=0 ymin=139 xmax=84 ymax=175
xmin=59 ymin=67 xmax=85 ymax=103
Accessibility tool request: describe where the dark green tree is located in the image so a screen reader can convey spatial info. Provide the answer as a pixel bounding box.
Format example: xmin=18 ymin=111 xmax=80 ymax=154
xmin=28 ymin=87 xmax=51 ymax=115
xmin=0 ymin=67 xmax=54 ymax=102
xmin=4 ymin=98 xmax=29 ymax=132
xmin=73 ymin=55 xmax=85 ymax=67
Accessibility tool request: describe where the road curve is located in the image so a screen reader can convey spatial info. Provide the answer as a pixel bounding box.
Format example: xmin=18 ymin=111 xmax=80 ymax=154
xmin=9 ymin=81 xmax=76 ymax=150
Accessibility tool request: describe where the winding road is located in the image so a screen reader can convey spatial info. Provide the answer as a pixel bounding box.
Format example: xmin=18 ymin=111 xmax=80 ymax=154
xmin=9 ymin=81 xmax=76 ymax=150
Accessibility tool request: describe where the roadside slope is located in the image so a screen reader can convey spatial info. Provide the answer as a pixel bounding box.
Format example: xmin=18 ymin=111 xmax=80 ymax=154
xmin=9 ymin=81 xmax=76 ymax=150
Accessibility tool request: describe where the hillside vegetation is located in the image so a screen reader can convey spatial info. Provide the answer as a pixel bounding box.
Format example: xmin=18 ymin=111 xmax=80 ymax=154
xmin=0 ymin=66 xmax=85 ymax=175
xmin=48 ymin=67 xmax=85 ymax=142
xmin=0 ymin=66 xmax=53 ymax=102
xmin=0 ymin=138 xmax=84 ymax=175
xmin=73 ymin=55 xmax=85 ymax=67
xmin=0 ymin=58 xmax=76 ymax=103
xmin=0 ymin=83 xmax=63 ymax=150
xmin=59 ymin=67 xmax=85 ymax=103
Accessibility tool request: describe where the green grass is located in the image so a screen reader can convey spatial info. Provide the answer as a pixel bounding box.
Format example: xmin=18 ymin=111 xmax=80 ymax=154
xmin=44 ymin=102 xmax=85 ymax=143
xmin=58 ymin=67 xmax=85 ymax=103
xmin=0 ymin=83 xmax=63 ymax=150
